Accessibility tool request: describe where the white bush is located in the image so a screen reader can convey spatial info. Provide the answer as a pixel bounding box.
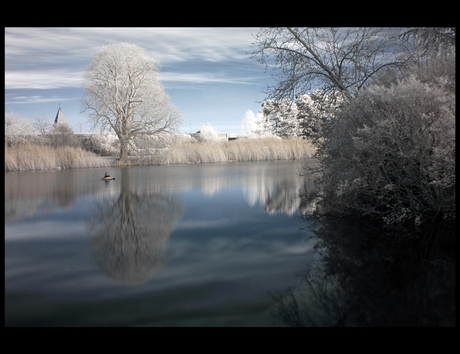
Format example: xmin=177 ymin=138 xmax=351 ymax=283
xmin=5 ymin=112 xmax=36 ymax=146
xmin=197 ymin=124 xmax=225 ymax=142
xmin=241 ymin=109 xmax=276 ymax=139
xmin=84 ymin=134 xmax=119 ymax=155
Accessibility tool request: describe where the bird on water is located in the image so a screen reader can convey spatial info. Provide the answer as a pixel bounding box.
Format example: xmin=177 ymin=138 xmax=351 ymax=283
xmin=101 ymin=172 xmax=115 ymax=180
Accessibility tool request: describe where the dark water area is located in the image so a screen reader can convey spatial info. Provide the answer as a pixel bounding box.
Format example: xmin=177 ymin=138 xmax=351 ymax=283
xmin=272 ymin=215 xmax=455 ymax=327
xmin=5 ymin=160 xmax=455 ymax=327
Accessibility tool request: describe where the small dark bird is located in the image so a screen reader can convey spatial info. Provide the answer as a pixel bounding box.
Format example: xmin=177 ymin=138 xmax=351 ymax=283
xmin=102 ymin=172 xmax=115 ymax=180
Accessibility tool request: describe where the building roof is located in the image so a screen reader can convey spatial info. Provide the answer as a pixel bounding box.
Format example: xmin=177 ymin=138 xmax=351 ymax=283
xmin=54 ymin=107 xmax=67 ymax=126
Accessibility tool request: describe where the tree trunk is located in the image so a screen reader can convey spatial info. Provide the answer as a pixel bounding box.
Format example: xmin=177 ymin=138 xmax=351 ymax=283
xmin=119 ymin=138 xmax=129 ymax=165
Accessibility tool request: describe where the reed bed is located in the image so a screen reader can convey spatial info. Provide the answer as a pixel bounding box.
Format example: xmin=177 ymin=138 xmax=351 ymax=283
xmin=5 ymin=144 xmax=112 ymax=172
xmin=5 ymin=138 xmax=315 ymax=171
xmin=161 ymin=138 xmax=315 ymax=165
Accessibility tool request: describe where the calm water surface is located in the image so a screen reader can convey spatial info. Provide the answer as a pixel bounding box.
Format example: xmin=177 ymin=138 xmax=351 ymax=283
xmin=5 ymin=160 xmax=320 ymax=327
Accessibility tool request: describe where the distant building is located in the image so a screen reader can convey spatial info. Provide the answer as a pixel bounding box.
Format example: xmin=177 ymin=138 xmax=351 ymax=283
xmin=53 ymin=107 xmax=67 ymax=126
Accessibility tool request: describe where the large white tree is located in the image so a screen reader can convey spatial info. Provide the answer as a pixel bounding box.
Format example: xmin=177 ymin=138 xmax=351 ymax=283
xmin=82 ymin=42 xmax=182 ymax=164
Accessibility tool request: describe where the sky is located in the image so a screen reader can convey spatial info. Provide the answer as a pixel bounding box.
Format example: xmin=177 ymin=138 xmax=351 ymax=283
xmin=5 ymin=27 xmax=276 ymax=135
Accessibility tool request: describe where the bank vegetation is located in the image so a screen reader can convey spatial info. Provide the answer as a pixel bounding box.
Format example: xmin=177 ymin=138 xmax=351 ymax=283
xmin=5 ymin=144 xmax=112 ymax=172
xmin=4 ymin=127 xmax=315 ymax=172
xmin=147 ymin=138 xmax=314 ymax=165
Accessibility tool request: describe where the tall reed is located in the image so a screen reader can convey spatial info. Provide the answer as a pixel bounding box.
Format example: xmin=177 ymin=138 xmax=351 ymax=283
xmin=5 ymin=144 xmax=112 ymax=172
xmin=161 ymin=138 xmax=315 ymax=165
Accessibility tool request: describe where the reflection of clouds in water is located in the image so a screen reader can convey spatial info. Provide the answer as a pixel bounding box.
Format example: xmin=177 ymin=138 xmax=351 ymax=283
xmin=6 ymin=196 xmax=58 ymax=223
xmin=174 ymin=218 xmax=234 ymax=231
xmin=157 ymin=228 xmax=318 ymax=309
xmin=5 ymin=219 xmax=86 ymax=241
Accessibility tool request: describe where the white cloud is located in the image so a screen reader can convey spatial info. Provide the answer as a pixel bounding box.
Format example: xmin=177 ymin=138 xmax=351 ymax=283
xmin=5 ymin=70 xmax=84 ymax=90
xmin=5 ymin=94 xmax=79 ymax=105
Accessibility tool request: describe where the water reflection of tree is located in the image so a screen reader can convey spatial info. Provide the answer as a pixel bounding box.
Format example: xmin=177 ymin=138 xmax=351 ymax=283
xmin=55 ymin=172 xmax=77 ymax=208
xmin=242 ymin=167 xmax=318 ymax=216
xmin=88 ymin=168 xmax=185 ymax=286
xmin=272 ymin=217 xmax=455 ymax=326
xmin=263 ymin=177 xmax=317 ymax=216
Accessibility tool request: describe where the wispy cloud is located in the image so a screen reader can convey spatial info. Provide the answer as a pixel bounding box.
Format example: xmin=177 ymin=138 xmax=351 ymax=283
xmin=5 ymin=27 xmax=258 ymax=65
xmin=5 ymin=93 xmax=79 ymax=105
xmin=5 ymin=69 xmax=258 ymax=92
xmin=5 ymin=27 xmax=261 ymax=91
xmin=5 ymin=70 xmax=84 ymax=90
xmin=159 ymin=71 xmax=258 ymax=86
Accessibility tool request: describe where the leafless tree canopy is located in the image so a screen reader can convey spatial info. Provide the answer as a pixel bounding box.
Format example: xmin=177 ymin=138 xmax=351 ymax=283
xmin=251 ymin=27 xmax=410 ymax=101
xmin=82 ymin=42 xmax=182 ymax=164
xmin=33 ymin=116 xmax=52 ymax=135
xmin=49 ymin=123 xmax=79 ymax=148
xmin=399 ymin=27 xmax=456 ymax=55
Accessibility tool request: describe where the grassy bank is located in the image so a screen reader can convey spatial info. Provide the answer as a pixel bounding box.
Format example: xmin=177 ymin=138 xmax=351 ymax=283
xmin=5 ymin=144 xmax=112 ymax=172
xmin=150 ymin=138 xmax=315 ymax=165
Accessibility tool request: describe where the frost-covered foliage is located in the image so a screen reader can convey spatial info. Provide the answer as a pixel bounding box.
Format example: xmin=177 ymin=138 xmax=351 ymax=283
xmin=5 ymin=113 xmax=37 ymax=147
xmin=296 ymin=90 xmax=344 ymax=142
xmin=197 ymin=124 xmax=225 ymax=142
xmin=173 ymin=132 xmax=195 ymax=144
xmin=319 ymin=75 xmax=455 ymax=226
xmin=262 ymin=99 xmax=301 ymax=138
xmin=252 ymin=91 xmax=343 ymax=141
xmin=241 ymin=109 xmax=276 ymax=139
xmin=83 ymin=132 xmax=197 ymax=158
xmin=83 ymin=134 xmax=119 ymax=156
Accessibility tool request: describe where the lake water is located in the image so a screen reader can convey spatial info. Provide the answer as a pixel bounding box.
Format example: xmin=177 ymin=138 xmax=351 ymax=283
xmin=5 ymin=159 xmax=455 ymax=327
xmin=5 ymin=159 xmax=321 ymax=327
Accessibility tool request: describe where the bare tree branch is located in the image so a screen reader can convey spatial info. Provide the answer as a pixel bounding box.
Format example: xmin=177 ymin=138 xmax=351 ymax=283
xmin=251 ymin=27 xmax=409 ymax=102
